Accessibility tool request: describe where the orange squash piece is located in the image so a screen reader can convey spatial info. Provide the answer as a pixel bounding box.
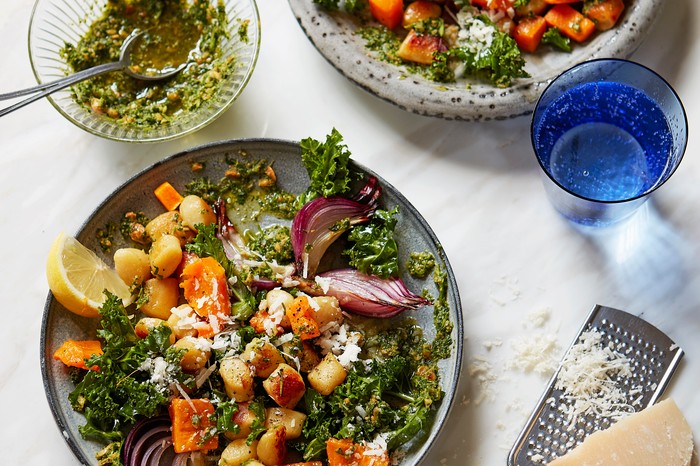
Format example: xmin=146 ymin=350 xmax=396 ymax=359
xmin=154 ymin=181 xmax=184 ymax=211
xmin=515 ymin=0 xmax=548 ymax=16
xmin=326 ymin=438 xmax=390 ymax=466
xmin=368 ymin=0 xmax=403 ymax=29
xmin=583 ymin=0 xmax=625 ymax=31
xmin=180 ymin=256 xmax=231 ymax=332
xmin=285 ymin=296 xmax=320 ymax=341
xmin=544 ymin=4 xmax=596 ymax=42
xmin=169 ymin=398 xmax=218 ymax=453
xmin=513 ymin=15 xmax=548 ymax=53
xmin=54 ymin=339 xmax=103 ymax=371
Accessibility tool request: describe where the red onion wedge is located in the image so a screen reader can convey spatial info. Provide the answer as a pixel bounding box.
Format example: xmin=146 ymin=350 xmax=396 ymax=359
xmin=292 ymin=177 xmax=381 ymax=278
xmin=301 ymin=269 xmax=432 ymax=318
xmin=123 ymin=415 xmax=202 ymax=466
xmin=213 ymin=199 xmax=248 ymax=264
xmin=122 ymin=416 xmax=172 ymax=466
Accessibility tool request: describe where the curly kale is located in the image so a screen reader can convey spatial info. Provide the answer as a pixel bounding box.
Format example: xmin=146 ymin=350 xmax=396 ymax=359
xmin=344 ymin=206 xmax=400 ymax=279
xmin=441 ymin=21 xmax=529 ymax=87
xmin=68 ymin=293 xmax=189 ymax=444
xmin=297 ymin=128 xmax=353 ymax=207
xmin=300 ymin=353 xmax=442 ymax=460
xmin=542 ymin=27 xmax=572 ymax=52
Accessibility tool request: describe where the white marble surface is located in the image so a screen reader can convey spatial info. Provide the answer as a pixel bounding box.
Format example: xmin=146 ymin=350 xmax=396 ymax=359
xmin=1 ymin=1 xmax=699 ymax=465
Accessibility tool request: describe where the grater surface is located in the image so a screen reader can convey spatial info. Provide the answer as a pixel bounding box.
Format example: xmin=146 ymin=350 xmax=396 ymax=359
xmin=508 ymin=305 xmax=684 ymax=465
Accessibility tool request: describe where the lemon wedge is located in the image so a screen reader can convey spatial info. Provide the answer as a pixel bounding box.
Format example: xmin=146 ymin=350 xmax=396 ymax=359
xmin=46 ymin=232 xmax=133 ymax=317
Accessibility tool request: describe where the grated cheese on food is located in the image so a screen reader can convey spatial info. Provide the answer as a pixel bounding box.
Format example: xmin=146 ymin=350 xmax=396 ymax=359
xmin=456 ymin=9 xmax=496 ymax=59
xmin=316 ymin=322 xmax=363 ymax=369
xmin=315 ymin=275 xmax=331 ymax=294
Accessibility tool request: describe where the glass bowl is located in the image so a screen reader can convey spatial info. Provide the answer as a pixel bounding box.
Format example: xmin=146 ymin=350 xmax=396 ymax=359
xmin=28 ymin=0 xmax=260 ymax=143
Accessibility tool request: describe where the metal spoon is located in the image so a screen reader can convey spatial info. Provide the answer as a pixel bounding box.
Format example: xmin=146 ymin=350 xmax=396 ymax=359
xmin=0 ymin=31 xmax=185 ymax=117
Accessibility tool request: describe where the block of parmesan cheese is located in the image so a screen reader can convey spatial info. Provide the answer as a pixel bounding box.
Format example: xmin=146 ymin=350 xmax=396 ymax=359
xmin=549 ymin=398 xmax=694 ymax=466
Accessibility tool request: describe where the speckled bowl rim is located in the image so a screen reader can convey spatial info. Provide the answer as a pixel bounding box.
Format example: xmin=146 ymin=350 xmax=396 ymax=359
xmin=288 ymin=0 xmax=662 ymax=121
xmin=40 ymin=138 xmax=465 ymax=465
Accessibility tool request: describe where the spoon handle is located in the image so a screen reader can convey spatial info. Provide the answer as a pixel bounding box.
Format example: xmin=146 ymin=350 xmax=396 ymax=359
xmin=0 ymin=60 xmax=124 ymax=117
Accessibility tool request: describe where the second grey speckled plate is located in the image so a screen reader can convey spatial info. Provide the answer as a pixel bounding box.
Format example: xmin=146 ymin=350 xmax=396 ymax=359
xmin=41 ymin=139 xmax=464 ymax=465
xmin=288 ymin=0 xmax=661 ymax=121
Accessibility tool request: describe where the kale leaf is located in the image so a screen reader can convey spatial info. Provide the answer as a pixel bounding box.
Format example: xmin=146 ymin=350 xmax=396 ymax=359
xmin=542 ymin=27 xmax=572 ymax=52
xmin=344 ymin=206 xmax=400 ymax=278
xmin=300 ymin=353 xmax=441 ymax=460
xmin=313 ymin=0 xmax=366 ymax=13
xmin=437 ymin=16 xmax=529 ymax=87
xmin=69 ymin=293 xmax=187 ymax=444
xmin=297 ymin=128 xmax=353 ymax=207
xmin=312 ymin=0 xmax=340 ymax=8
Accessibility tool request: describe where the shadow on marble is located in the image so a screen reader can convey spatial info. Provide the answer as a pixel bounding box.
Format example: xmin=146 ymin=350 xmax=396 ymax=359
xmin=574 ymin=202 xmax=687 ymax=308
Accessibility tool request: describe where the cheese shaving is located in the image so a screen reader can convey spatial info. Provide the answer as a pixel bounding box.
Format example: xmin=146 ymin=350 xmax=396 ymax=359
xmin=554 ymin=330 xmax=637 ymax=429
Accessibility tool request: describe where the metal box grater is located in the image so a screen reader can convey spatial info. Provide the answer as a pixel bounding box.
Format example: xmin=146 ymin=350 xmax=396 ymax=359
xmin=508 ymin=304 xmax=684 ymax=465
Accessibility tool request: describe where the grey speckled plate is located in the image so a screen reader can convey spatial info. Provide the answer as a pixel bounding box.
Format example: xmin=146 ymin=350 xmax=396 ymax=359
xmin=41 ymin=139 xmax=464 ymax=465
xmin=288 ymin=0 xmax=661 ymax=121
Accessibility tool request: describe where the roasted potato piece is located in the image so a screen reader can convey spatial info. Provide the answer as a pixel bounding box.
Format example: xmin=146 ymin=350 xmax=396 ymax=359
xmin=173 ymin=336 xmax=211 ymax=372
xmin=256 ymin=425 xmax=286 ymax=466
xmin=166 ymin=304 xmax=199 ymax=340
xmin=281 ymin=340 xmax=321 ymax=374
xmin=223 ymin=402 xmax=261 ymax=440
xmin=402 ymin=0 xmax=441 ymax=28
xmin=241 ymin=338 xmax=286 ymax=378
xmin=149 ymin=234 xmax=182 ymax=279
xmin=265 ymin=407 xmax=307 ymax=440
xmin=145 ymin=210 xmax=192 ymax=244
xmin=311 ymin=296 xmax=343 ymax=329
xmin=140 ymin=277 xmax=179 ymax=320
xmin=134 ymin=317 xmax=174 ymax=345
xmin=113 ymin=247 xmax=151 ymax=287
xmin=263 ymin=363 xmax=305 ymax=409
xmin=220 ymin=357 xmax=256 ymax=402
xmin=219 ymin=439 xmax=258 ymax=466
xmin=397 ymin=30 xmax=447 ymax=65
xmin=179 ymin=195 xmax=216 ymax=231
xmin=308 ymin=353 xmax=347 ymax=396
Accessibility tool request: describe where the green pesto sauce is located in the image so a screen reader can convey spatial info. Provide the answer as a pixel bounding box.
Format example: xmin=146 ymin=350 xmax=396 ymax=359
xmin=61 ymin=0 xmax=237 ymax=128
xmin=247 ymin=225 xmax=294 ymax=264
xmin=430 ymin=265 xmax=454 ymax=360
xmin=185 ymin=157 xmax=298 ymax=223
xmin=407 ymin=250 xmax=436 ymax=279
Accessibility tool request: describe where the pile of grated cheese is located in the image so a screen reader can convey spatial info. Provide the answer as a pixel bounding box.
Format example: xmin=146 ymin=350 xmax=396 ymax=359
xmin=553 ymin=330 xmax=639 ymax=429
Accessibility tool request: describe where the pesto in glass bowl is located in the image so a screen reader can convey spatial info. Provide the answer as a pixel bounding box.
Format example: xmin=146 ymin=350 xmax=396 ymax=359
xmin=29 ymin=0 xmax=260 ymax=142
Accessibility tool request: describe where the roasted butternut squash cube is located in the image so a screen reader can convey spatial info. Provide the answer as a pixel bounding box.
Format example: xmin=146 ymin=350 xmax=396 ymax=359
xmin=583 ymin=0 xmax=625 ymax=31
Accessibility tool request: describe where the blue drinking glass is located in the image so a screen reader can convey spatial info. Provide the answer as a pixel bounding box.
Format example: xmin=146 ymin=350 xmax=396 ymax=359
xmin=531 ymin=59 xmax=687 ymax=227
